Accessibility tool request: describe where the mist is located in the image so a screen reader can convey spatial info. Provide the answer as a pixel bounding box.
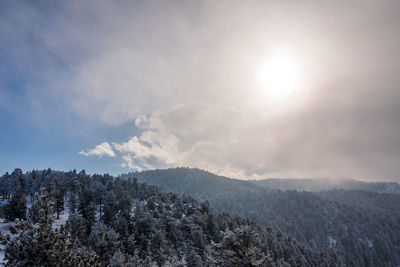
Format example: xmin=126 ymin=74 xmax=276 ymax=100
xmin=2 ymin=0 xmax=400 ymax=180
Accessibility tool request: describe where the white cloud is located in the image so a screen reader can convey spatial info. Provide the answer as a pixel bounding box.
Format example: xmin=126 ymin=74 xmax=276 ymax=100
xmin=113 ymin=130 xmax=183 ymax=171
xmin=108 ymin=103 xmax=277 ymax=178
xmin=79 ymin=142 xmax=116 ymax=158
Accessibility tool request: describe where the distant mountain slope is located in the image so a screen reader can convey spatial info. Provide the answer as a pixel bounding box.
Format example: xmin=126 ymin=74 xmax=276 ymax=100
xmin=124 ymin=167 xmax=273 ymax=202
xmin=316 ymin=189 xmax=400 ymax=212
xmin=251 ymin=177 xmax=400 ymax=193
xmin=122 ymin=168 xmax=400 ymax=266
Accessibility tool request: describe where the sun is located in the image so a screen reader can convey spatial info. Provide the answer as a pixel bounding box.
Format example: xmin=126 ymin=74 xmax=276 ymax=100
xmin=256 ymin=56 xmax=301 ymax=101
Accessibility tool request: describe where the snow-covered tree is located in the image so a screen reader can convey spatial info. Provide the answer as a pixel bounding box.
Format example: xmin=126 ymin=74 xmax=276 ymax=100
xmin=5 ymin=191 xmax=101 ymax=266
xmin=209 ymin=226 xmax=271 ymax=266
xmin=89 ymin=222 xmax=120 ymax=264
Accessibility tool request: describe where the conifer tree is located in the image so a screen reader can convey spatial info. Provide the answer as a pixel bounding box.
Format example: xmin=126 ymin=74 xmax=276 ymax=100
xmin=209 ymin=226 xmax=271 ymax=266
xmin=89 ymin=222 xmax=120 ymax=265
xmin=4 ymin=169 xmax=27 ymax=221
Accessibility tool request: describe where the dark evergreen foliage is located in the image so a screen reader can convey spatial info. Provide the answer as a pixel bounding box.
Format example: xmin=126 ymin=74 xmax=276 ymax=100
xmin=3 ymin=169 xmax=27 ymax=221
xmin=0 ymin=168 xmax=336 ymax=266
xmin=126 ymin=167 xmax=400 ymax=266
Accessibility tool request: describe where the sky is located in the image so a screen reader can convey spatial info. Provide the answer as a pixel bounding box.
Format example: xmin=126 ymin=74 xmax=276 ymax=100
xmin=1 ymin=0 xmax=400 ymax=181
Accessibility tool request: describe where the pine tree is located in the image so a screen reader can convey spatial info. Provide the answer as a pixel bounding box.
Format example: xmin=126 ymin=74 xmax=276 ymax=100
xmin=103 ymin=191 xmax=118 ymax=225
xmin=109 ymin=249 xmax=127 ymax=267
xmin=209 ymin=226 xmax=271 ymax=266
xmin=68 ymin=211 xmax=88 ymax=244
xmin=51 ymin=179 xmax=65 ymax=219
xmin=0 ymin=172 xmax=10 ymax=200
xmin=89 ymin=222 xmax=120 ymax=265
xmin=186 ymin=250 xmax=204 ymax=267
xmin=78 ymin=188 xmax=96 ymax=236
xmin=4 ymin=169 xmax=27 ymax=221
xmin=68 ymin=192 xmax=78 ymax=213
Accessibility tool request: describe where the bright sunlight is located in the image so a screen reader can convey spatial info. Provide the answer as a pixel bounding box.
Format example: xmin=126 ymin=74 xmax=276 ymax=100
xmin=257 ymin=55 xmax=301 ymax=101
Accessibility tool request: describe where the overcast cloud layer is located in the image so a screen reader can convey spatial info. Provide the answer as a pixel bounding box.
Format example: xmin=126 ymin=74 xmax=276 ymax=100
xmin=3 ymin=0 xmax=400 ymax=180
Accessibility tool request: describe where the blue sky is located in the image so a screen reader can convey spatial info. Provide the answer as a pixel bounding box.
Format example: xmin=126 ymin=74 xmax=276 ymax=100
xmin=0 ymin=0 xmax=137 ymax=175
xmin=0 ymin=81 xmax=136 ymax=175
xmin=0 ymin=1 xmax=139 ymax=175
xmin=1 ymin=0 xmax=400 ymax=180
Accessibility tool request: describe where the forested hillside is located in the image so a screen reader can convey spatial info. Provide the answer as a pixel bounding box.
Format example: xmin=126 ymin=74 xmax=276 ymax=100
xmin=252 ymin=178 xmax=400 ymax=194
xmin=125 ymin=167 xmax=400 ymax=266
xmin=0 ymin=168 xmax=335 ymax=266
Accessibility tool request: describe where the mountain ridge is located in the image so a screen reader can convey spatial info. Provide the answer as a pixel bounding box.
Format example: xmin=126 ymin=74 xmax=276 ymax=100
xmin=121 ymin=167 xmax=400 ymax=266
xmin=123 ymin=167 xmax=400 ymax=194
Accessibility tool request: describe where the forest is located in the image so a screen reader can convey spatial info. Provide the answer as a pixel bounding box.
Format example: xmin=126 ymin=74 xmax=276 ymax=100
xmin=127 ymin=168 xmax=400 ymax=266
xmin=1 ymin=167 xmax=399 ymax=266
xmin=0 ymin=168 xmax=336 ymax=266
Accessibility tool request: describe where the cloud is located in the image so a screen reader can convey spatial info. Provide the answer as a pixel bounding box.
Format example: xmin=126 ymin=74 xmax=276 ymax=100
xmin=107 ymin=103 xmax=298 ymax=178
xmin=72 ymin=0 xmax=400 ymax=180
xmin=113 ymin=132 xmax=182 ymax=170
xmin=106 ymin=103 xmax=247 ymax=176
xmin=94 ymin=86 xmax=400 ymax=180
xmin=3 ymin=1 xmax=400 ymax=180
xmin=79 ymin=142 xmax=115 ymax=158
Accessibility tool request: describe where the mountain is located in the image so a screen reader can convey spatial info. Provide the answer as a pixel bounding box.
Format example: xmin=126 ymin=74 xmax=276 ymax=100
xmin=0 ymin=168 xmax=335 ymax=266
xmin=123 ymin=167 xmax=400 ymax=266
xmin=251 ymin=177 xmax=400 ymax=194
xmin=129 ymin=167 xmax=271 ymax=202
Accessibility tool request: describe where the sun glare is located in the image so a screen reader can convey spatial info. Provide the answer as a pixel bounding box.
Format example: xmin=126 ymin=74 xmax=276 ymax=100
xmin=257 ymin=56 xmax=301 ymax=101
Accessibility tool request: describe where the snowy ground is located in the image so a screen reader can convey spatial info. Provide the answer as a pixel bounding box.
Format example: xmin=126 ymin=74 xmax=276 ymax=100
xmin=52 ymin=200 xmax=70 ymax=231
xmin=52 ymin=210 xmax=69 ymax=231
xmin=0 ymin=218 xmax=14 ymax=266
xmin=0 ymin=200 xmax=9 ymax=265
